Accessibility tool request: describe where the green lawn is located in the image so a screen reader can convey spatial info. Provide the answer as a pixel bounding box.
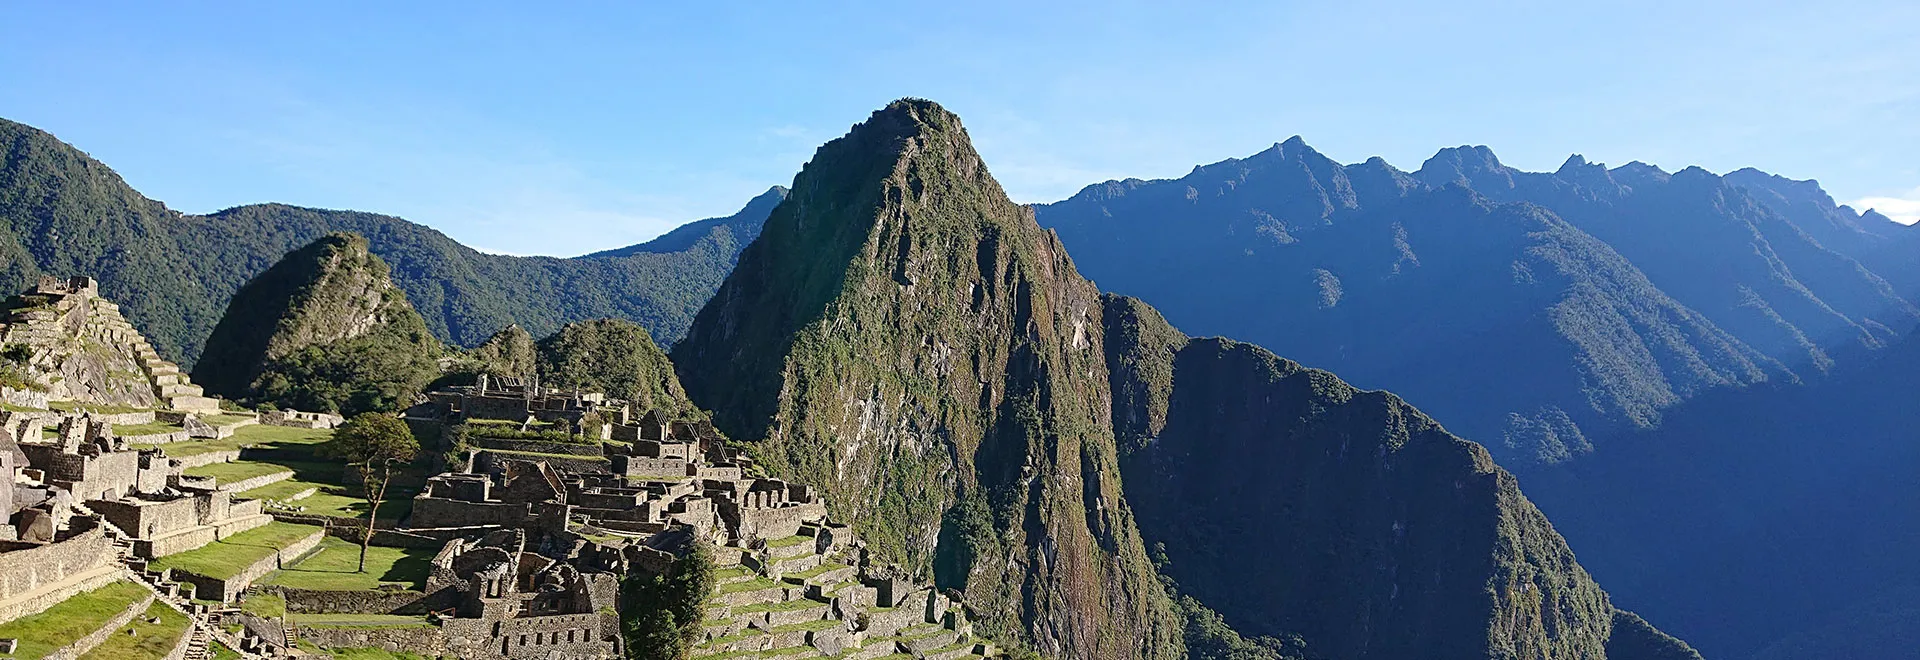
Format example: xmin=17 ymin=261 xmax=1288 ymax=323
xmin=238 ymin=591 xmax=286 ymax=618
xmin=765 ymin=535 xmax=811 ymax=548
xmin=182 ymin=460 xmax=292 ymax=485
xmin=201 ymin=413 xmax=255 ymax=426
xmin=78 ymin=601 xmax=189 ymax=660
xmin=112 ymin=422 xmax=184 ymax=436
xmin=261 ymin=536 xmax=433 ymax=591
xmin=228 ymin=423 xmax=333 ymax=446
xmin=149 ymin=522 xmax=321 ymax=579
xmin=0 ymin=580 xmax=149 ymax=659
xmin=209 ymin=641 xmax=244 ymax=660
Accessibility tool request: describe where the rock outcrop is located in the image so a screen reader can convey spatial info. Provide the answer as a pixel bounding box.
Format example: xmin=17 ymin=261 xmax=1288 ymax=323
xmin=191 ymin=232 xmax=440 ymax=415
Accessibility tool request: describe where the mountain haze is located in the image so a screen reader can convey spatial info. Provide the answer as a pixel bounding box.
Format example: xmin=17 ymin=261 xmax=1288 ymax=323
xmin=1036 ymin=138 xmax=1918 ymax=460
xmin=674 ymin=99 xmax=1693 ymax=659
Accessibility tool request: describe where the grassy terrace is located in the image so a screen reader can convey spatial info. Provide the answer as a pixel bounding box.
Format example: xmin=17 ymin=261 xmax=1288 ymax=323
xmin=715 ymin=577 xmax=781 ymax=595
xmin=112 ymin=421 xmax=184 ymax=436
xmin=765 ymin=535 xmax=810 ymax=548
xmin=79 ymin=601 xmax=189 ymax=660
xmin=0 ymin=580 xmax=149 ymax=659
xmin=149 ymin=522 xmax=321 ymax=579
xmin=262 ymin=536 xmax=433 ymax=591
xmin=182 ymin=460 xmax=292 ymax=485
xmin=201 ymin=413 xmax=255 ymax=426
xmin=733 ymin=598 xmax=827 ymax=615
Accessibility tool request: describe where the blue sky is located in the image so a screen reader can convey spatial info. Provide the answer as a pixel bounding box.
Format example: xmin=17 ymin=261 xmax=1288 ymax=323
xmin=3 ymin=1 xmax=1916 ymax=256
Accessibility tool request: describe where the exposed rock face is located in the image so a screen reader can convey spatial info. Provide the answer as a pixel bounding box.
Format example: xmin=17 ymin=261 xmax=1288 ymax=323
xmin=673 ymin=100 xmax=1183 ymax=659
xmin=192 ymin=232 xmax=440 ymax=414
xmin=1102 ymin=295 xmax=1698 ymax=659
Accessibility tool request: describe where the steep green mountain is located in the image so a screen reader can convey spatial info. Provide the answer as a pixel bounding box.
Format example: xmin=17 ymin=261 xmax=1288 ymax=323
xmin=674 ymin=99 xmax=1184 ymax=660
xmin=674 ymin=99 xmax=1689 ymax=659
xmin=192 ymin=232 xmax=441 ymax=415
xmin=0 ymin=116 xmax=783 ymax=366
xmin=1036 ymin=140 xmax=1916 ymax=458
xmin=535 ymin=318 xmax=697 ymax=419
xmin=1103 ymin=295 xmax=1697 ymax=660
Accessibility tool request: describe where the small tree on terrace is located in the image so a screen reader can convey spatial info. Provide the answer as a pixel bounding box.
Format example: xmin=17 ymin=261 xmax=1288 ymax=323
xmin=322 ymin=412 xmax=419 ymax=572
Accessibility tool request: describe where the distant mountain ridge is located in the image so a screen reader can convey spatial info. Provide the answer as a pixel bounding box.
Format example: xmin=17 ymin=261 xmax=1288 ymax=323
xmin=0 ymin=116 xmax=783 ymax=366
xmin=1035 ymin=137 xmax=1917 ymax=461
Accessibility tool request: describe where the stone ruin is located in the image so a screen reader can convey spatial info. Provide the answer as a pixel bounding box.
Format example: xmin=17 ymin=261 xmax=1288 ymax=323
xmin=0 ymin=276 xmax=218 ymax=414
xmin=396 ymin=380 xmax=995 ymax=659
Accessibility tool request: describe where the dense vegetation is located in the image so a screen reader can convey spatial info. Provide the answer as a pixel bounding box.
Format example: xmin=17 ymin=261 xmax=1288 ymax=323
xmin=0 ymin=116 xmax=784 ymax=366
xmin=619 ymin=540 xmax=714 ymax=660
xmin=536 ymin=318 xmax=698 ymax=419
xmin=1035 ymin=139 xmax=1917 ymax=462
xmin=194 ymin=233 xmax=441 ymax=415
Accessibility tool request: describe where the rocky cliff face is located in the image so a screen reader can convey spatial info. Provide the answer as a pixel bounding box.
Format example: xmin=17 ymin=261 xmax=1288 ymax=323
xmin=1103 ymin=295 xmax=1697 ymax=659
xmin=674 ymin=99 xmax=1693 ymax=659
xmin=192 ymin=232 xmax=440 ymax=414
xmin=673 ymin=100 xmax=1183 ymax=659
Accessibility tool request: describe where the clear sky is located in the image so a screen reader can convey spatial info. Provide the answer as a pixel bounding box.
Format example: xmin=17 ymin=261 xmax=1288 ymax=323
xmin=3 ymin=1 xmax=1916 ymax=256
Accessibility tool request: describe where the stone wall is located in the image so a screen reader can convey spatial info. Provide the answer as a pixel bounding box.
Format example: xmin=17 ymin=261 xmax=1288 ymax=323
xmin=469 ymin=436 xmax=604 ymax=457
xmin=41 ymin=589 xmax=154 ymax=660
xmin=441 ymin=611 xmax=616 ymax=660
xmin=0 ymin=522 xmax=113 ymax=603
xmin=90 ymin=496 xmax=201 ymax=540
xmin=475 ymin=450 xmax=609 ymax=475
xmin=279 ymin=586 xmax=459 ymax=615
xmin=297 ymin=622 xmax=448 ymax=656
xmin=119 ymin=430 xmax=189 ymax=445
xmin=169 ymin=449 xmax=239 ymax=469
xmin=171 ymin=528 xmax=322 ymax=602
xmin=217 ymin=470 xmax=292 ymax=494
xmin=402 ymin=497 xmax=533 ymax=529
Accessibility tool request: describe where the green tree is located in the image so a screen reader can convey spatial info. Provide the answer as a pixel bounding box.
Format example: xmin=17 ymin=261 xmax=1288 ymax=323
xmin=620 ymin=540 xmax=715 ymax=660
xmin=321 ymin=413 xmax=420 ymax=572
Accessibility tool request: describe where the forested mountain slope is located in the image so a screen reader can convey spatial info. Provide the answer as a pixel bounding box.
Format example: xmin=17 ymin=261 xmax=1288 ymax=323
xmin=0 ymin=116 xmax=781 ymax=365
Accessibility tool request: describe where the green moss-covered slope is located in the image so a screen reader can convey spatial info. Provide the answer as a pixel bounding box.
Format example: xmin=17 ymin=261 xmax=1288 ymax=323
xmin=192 ymin=232 xmax=440 ymax=414
xmin=673 ymin=99 xmax=1183 ymax=660
xmin=536 ymin=318 xmax=696 ymax=418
